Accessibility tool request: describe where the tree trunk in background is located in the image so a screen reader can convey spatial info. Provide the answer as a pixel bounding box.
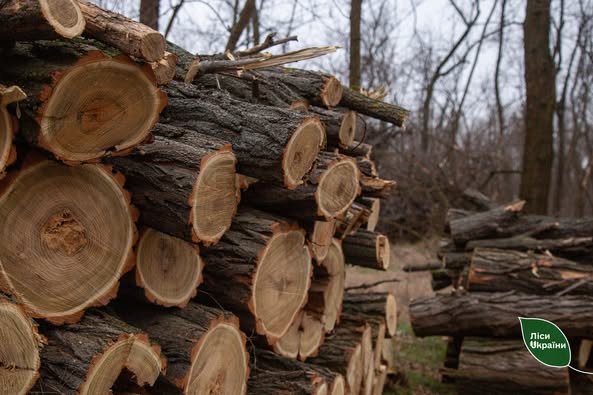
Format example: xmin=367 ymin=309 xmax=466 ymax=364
xmin=520 ymin=0 xmax=555 ymax=214
xmin=226 ymin=0 xmax=256 ymax=52
xmin=349 ymin=0 xmax=362 ymax=89
xmin=140 ymin=0 xmax=159 ymax=30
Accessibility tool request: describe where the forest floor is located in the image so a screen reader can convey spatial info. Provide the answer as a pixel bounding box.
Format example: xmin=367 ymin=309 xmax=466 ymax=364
xmin=346 ymin=239 xmax=456 ymax=394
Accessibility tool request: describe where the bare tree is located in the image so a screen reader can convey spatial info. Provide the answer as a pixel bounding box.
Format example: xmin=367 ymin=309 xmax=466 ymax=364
xmin=225 ymin=0 xmax=256 ymax=52
xmin=140 ymin=0 xmax=159 ymax=30
xmin=349 ymin=0 xmax=362 ymax=89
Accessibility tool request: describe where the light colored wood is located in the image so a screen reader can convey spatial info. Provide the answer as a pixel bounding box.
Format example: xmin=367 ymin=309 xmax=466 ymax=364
xmin=150 ymin=51 xmax=177 ymax=85
xmin=0 ymin=85 xmax=26 ymax=178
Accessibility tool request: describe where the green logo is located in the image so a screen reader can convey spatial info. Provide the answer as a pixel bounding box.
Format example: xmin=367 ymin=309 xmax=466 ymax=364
xmin=519 ymin=317 xmax=571 ymax=368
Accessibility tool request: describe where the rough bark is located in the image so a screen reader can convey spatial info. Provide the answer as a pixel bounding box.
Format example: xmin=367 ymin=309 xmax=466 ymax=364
xmin=447 ymin=338 xmax=569 ymax=395
xmin=109 ymin=125 xmax=238 ymax=245
xmin=349 ymin=0 xmax=362 ymax=89
xmin=342 ymin=291 xmax=397 ymax=337
xmin=0 ymin=85 xmax=26 ymax=178
xmin=410 ymin=291 xmax=593 ymax=338
xmin=79 ymin=1 xmax=165 ymax=62
xmin=33 ymin=309 xmax=164 ymax=395
xmin=342 ymin=229 xmax=391 ymax=270
xmin=161 ymin=81 xmax=324 ymax=188
xmin=0 ymin=40 xmax=165 ymax=162
xmin=468 ymin=248 xmax=593 ymax=295
xmin=311 ymin=107 xmax=359 ymax=148
xmin=339 ymin=87 xmax=408 ymax=126
xmin=0 ymin=0 xmax=85 ymax=40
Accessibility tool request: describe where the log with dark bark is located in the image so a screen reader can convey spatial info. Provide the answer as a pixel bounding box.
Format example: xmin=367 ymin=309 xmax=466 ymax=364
xmin=341 ymin=140 xmax=373 ymax=159
xmin=446 ymin=338 xmax=569 ymax=395
xmin=342 ymin=229 xmax=391 ymax=270
xmin=243 ymin=152 xmax=360 ymax=220
xmin=306 ymin=220 xmax=336 ymax=262
xmin=198 ymin=208 xmax=312 ymax=346
xmin=0 ymin=293 xmax=42 ymax=395
xmin=79 ymin=1 xmax=166 ymax=62
xmin=0 ymin=40 xmax=165 ymax=162
xmin=311 ymin=107 xmax=359 ymax=148
xmin=0 ymin=0 xmax=85 ymax=40
xmin=339 ymin=87 xmax=408 ymax=127
xmin=410 ymin=291 xmax=593 ymax=338
xmin=431 ymin=269 xmax=456 ymax=291
xmin=0 ymin=85 xmax=26 ymax=178
xmin=161 ymin=81 xmax=325 ymax=189
xmin=0 ymin=158 xmax=136 ymax=324
xmin=467 ymin=248 xmax=593 ymax=295
xmin=112 ymin=298 xmax=249 ymax=394
xmin=441 ymin=251 xmax=473 ymax=270
xmin=33 ymin=309 xmax=164 ymax=394
xmin=342 ymin=291 xmax=397 ymax=337
xmin=135 ymin=228 xmax=203 ymax=308
xmin=109 ymin=125 xmax=238 ymax=245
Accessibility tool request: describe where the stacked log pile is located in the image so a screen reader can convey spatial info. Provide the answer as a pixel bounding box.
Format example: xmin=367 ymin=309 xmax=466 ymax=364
xmin=410 ymin=199 xmax=593 ymax=394
xmin=0 ymin=2 xmax=404 ymax=394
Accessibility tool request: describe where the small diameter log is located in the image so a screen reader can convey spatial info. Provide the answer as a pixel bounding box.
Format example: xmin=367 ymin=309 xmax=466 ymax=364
xmin=113 ymin=299 xmax=249 ymax=394
xmin=342 ymin=291 xmax=398 ymax=338
xmin=311 ymin=107 xmax=358 ymax=148
xmin=372 ymin=365 xmax=388 ymax=395
xmin=161 ymin=81 xmax=325 ymax=189
xmin=0 ymin=159 xmax=135 ymax=324
xmin=79 ymin=1 xmax=166 ymax=62
xmin=448 ymin=338 xmax=570 ymax=395
xmin=341 ymin=141 xmax=372 ymax=159
xmin=0 ymin=0 xmax=85 ymax=40
xmin=34 ymin=309 xmax=164 ymax=394
xmin=0 ymin=41 xmax=165 ymax=162
xmin=0 ymin=85 xmax=26 ymax=177
xmin=110 ymin=126 xmax=238 ymax=245
xmin=150 ymin=51 xmax=177 ymax=85
xmin=255 ymin=67 xmax=343 ymax=108
xmin=339 ymin=87 xmax=408 ymax=127
xmin=248 ymin=349 xmax=342 ymax=395
xmin=0 ymin=293 xmax=42 ymax=395
xmin=135 ymin=228 xmax=203 ymax=308
xmin=363 ymin=197 xmax=380 ymax=231
xmin=307 ymin=220 xmax=337 ymax=262
xmin=274 ymin=310 xmax=325 ymax=361
xmin=199 ymin=208 xmax=312 ymax=345
xmin=342 ymin=229 xmax=391 ymax=270
xmin=360 ymin=176 xmax=396 ymax=198
xmin=468 ymin=248 xmax=593 ymax=295
xmin=243 ymin=152 xmax=360 ymax=220
xmin=410 ymin=291 xmax=593 ymax=338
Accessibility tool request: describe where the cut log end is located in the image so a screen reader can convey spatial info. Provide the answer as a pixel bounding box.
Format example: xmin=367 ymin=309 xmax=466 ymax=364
xmin=366 ymin=198 xmax=380 ymax=231
xmin=275 ymin=311 xmax=325 ymax=360
xmin=330 ymin=375 xmax=345 ymax=395
xmin=315 ymin=382 xmax=329 ymax=395
xmin=135 ymin=228 xmax=203 ymax=308
xmin=0 ymin=160 xmax=135 ymax=323
xmin=150 ymin=52 xmax=177 ymax=85
xmin=321 ymin=239 xmax=346 ymax=332
xmin=385 ymin=293 xmax=398 ymax=337
xmin=253 ymin=229 xmax=312 ymax=342
xmin=338 ymin=111 xmax=357 ymax=147
xmin=140 ymin=33 xmax=167 ymax=63
xmin=310 ymin=220 xmax=336 ymax=262
xmin=0 ymin=300 xmax=41 ymax=395
xmin=376 ymin=234 xmax=391 ymax=270
xmin=184 ymin=320 xmax=249 ymax=395
xmin=190 ymin=150 xmax=238 ymax=244
xmin=283 ymin=118 xmax=325 ymax=189
xmin=347 ymin=344 xmax=363 ymax=394
xmin=317 ymin=159 xmax=360 ymax=219
xmin=80 ymin=334 xmax=163 ymax=395
xmin=40 ymin=56 xmax=163 ymax=162
xmin=321 ymin=77 xmax=343 ymax=108
xmin=40 ymin=0 xmax=86 ymax=38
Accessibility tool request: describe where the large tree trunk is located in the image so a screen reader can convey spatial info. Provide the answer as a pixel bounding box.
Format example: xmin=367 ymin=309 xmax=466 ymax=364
xmin=161 ymin=81 xmax=325 ymax=189
xmin=109 ymin=124 xmax=239 ymax=245
xmin=342 ymin=229 xmax=391 ymax=270
xmin=0 ymin=158 xmax=136 ymax=324
xmin=33 ymin=309 xmax=164 ymax=395
xmin=199 ymin=208 xmax=312 ymax=346
xmin=410 ymin=291 xmax=593 ymax=338
xmin=140 ymin=0 xmax=159 ymax=30
xmin=349 ymin=0 xmax=362 ymax=89
xmin=467 ymin=248 xmax=593 ymax=295
xmin=0 ymin=85 xmax=26 ymax=178
xmin=0 ymin=293 xmax=42 ymax=395
xmin=447 ymin=338 xmax=569 ymax=395
xmin=112 ymin=298 xmax=249 ymax=395
xmin=0 ymin=0 xmax=85 ymax=40
xmin=0 ymin=40 xmax=165 ymax=162
xmin=520 ymin=0 xmax=556 ymax=214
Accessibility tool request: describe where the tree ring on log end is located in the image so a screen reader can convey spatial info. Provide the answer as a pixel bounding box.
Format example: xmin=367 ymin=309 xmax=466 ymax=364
xmin=140 ymin=33 xmax=167 ymax=63
xmin=0 ymin=161 xmax=134 ymax=323
xmin=0 ymin=301 xmax=41 ymax=395
xmin=310 ymin=220 xmax=336 ymax=263
xmin=317 ymin=159 xmax=359 ymax=218
xmin=322 ymin=239 xmax=346 ymax=332
xmin=283 ymin=118 xmax=325 ymax=189
xmin=320 ymin=77 xmax=343 ymax=108
xmin=330 ymin=375 xmax=345 ymax=395
xmin=385 ymin=294 xmax=397 ymax=337
xmin=376 ymin=235 xmax=391 ymax=270
xmin=274 ymin=311 xmax=325 ymax=360
xmin=80 ymin=334 xmax=163 ymax=394
xmin=338 ymin=111 xmax=357 ymax=147
xmin=191 ymin=151 xmax=238 ymax=244
xmin=253 ymin=230 xmax=312 ymax=342
xmin=40 ymin=58 xmax=162 ymax=162
xmin=185 ymin=321 xmax=249 ymax=395
xmin=39 ymin=0 xmax=85 ymax=38
xmin=136 ymin=228 xmax=203 ymax=308
xmin=347 ymin=344 xmax=363 ymax=394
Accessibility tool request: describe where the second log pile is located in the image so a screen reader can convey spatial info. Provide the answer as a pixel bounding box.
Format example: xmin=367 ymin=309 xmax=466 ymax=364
xmin=410 ymin=198 xmax=593 ymax=394
xmin=0 ymin=1 xmax=404 ymax=394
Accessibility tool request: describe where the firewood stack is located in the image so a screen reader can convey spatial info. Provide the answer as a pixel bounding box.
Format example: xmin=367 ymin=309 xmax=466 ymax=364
xmin=410 ymin=198 xmax=593 ymax=394
xmin=0 ymin=1 xmax=404 ymax=394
